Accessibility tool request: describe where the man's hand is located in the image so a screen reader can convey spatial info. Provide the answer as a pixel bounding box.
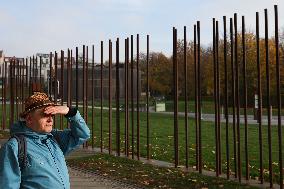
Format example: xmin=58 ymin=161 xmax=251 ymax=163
xmin=44 ymin=106 xmax=69 ymax=116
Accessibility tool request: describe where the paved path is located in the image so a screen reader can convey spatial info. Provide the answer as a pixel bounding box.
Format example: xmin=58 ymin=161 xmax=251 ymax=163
xmin=66 ymin=150 xmax=144 ymax=189
xmin=68 ymin=166 xmax=143 ymax=189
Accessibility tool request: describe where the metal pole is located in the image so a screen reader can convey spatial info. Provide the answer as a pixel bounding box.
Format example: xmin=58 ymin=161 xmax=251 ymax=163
xmin=116 ymin=38 xmax=121 ymax=156
xmin=92 ymin=45 xmax=95 ymax=149
xmin=124 ymin=38 xmax=128 ymax=156
xmin=216 ymin=21 xmax=222 ymax=175
xmin=60 ymin=50 xmax=64 ymax=130
xmin=131 ymin=35 xmax=134 ymax=159
xmin=54 ymin=52 xmax=58 ymax=129
xmin=230 ymin=17 xmax=237 ymax=178
xmin=86 ymin=46 xmax=89 ymax=148
xmin=76 ymin=47 xmax=79 ymax=109
xmin=242 ymin=16 xmax=249 ymax=180
xmin=10 ymin=59 xmax=15 ymax=128
xmin=15 ymin=59 xmax=19 ymax=119
xmin=256 ymin=11 xmax=263 ymax=184
xmin=234 ymin=13 xmax=242 ymax=182
xmin=184 ymin=26 xmax=189 ymax=169
xmin=136 ymin=34 xmax=140 ymax=160
xmin=40 ymin=56 xmax=42 ymax=89
xmin=70 ymin=50 xmax=73 ymax=107
xmin=146 ymin=35 xmax=150 ymax=160
xmin=100 ymin=41 xmax=103 ymax=152
xmin=213 ymin=18 xmax=219 ymax=176
xmin=49 ymin=53 xmax=53 ymax=97
xmin=194 ymin=25 xmax=199 ymax=171
xmin=265 ymin=9 xmax=273 ymax=188
xmin=173 ymin=27 xmax=178 ymax=168
xmin=109 ymin=40 xmax=112 ymax=154
xmin=274 ymin=5 xmax=283 ymax=189
xmin=223 ymin=16 xmax=230 ymax=179
xmin=197 ymin=21 xmax=202 ymax=173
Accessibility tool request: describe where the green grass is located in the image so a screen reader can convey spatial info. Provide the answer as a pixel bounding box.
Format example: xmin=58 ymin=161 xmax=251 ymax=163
xmin=67 ymin=153 xmax=259 ymax=189
xmin=165 ymin=100 xmax=284 ymax=115
xmin=1 ymin=102 xmax=283 ymax=185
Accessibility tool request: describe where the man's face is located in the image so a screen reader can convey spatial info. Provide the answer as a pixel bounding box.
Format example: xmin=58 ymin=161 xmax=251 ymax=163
xmin=26 ymin=106 xmax=54 ymax=133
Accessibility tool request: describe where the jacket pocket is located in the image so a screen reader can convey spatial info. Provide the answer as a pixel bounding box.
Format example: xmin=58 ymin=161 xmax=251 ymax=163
xmin=27 ymin=154 xmax=47 ymax=167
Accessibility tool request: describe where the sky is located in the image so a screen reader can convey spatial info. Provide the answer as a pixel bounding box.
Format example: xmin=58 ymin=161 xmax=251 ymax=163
xmin=0 ymin=0 xmax=283 ymax=61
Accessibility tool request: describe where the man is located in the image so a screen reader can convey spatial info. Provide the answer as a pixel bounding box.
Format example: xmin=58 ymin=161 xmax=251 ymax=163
xmin=0 ymin=92 xmax=90 ymax=189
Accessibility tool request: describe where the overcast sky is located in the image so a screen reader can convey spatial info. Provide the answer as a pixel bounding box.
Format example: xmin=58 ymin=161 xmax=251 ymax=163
xmin=0 ymin=0 xmax=283 ymax=61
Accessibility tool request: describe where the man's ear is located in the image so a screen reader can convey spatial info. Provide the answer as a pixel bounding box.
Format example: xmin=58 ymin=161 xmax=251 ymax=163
xmin=25 ymin=114 xmax=33 ymax=125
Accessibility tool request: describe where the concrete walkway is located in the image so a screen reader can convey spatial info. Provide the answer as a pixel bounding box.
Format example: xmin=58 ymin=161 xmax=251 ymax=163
xmin=66 ymin=150 xmax=144 ymax=189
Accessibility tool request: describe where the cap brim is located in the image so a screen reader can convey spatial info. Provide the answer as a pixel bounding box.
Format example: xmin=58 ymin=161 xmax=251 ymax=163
xmin=19 ymin=102 xmax=57 ymax=118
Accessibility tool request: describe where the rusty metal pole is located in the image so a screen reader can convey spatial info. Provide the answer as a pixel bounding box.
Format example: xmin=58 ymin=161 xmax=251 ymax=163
xmin=16 ymin=60 xmax=19 ymax=117
xmin=70 ymin=50 xmax=73 ymax=107
xmin=35 ymin=56 xmax=38 ymax=87
xmin=40 ymin=56 xmax=42 ymax=89
xmin=146 ymin=35 xmax=150 ymax=160
xmin=1 ymin=62 xmax=4 ymax=129
xmin=234 ymin=13 xmax=242 ymax=182
xmin=76 ymin=47 xmax=79 ymax=109
xmin=126 ymin=38 xmax=130 ymax=157
xmin=173 ymin=27 xmax=179 ymax=168
xmin=223 ymin=16 xmax=230 ymax=179
xmin=109 ymin=40 xmax=113 ymax=154
xmin=194 ymin=25 xmax=199 ymax=171
xmin=86 ymin=46 xmax=89 ymax=148
xmin=83 ymin=45 xmax=85 ymax=137
xmin=49 ymin=53 xmax=53 ymax=97
xmin=60 ymin=50 xmax=64 ymax=130
xmin=67 ymin=49 xmax=71 ymax=129
xmin=29 ymin=57 xmax=32 ymax=95
xmin=91 ymin=45 xmax=95 ymax=149
xmin=213 ymin=18 xmax=219 ymax=176
xmin=136 ymin=35 xmax=140 ymax=160
xmin=274 ymin=5 xmax=283 ymax=189
xmin=264 ymin=9 xmax=273 ymax=188
xmin=1 ymin=63 xmax=3 ymax=129
xmin=124 ymin=38 xmax=128 ymax=156
xmin=21 ymin=59 xmax=24 ymax=112
xmin=184 ymin=26 xmax=189 ymax=169
xmin=67 ymin=49 xmax=70 ymax=109
xmin=2 ymin=61 xmax=7 ymax=130
xmin=10 ymin=59 xmax=15 ymax=128
xmin=230 ymin=17 xmax=237 ymax=178
xmin=116 ymin=38 xmax=121 ymax=156
xmin=242 ymin=16 xmax=249 ymax=180
xmin=131 ymin=35 xmax=134 ymax=159
xmin=197 ymin=21 xmax=202 ymax=173
xmin=100 ymin=41 xmax=103 ymax=152
xmin=216 ymin=21 xmax=222 ymax=175
xmin=15 ymin=59 xmax=19 ymax=119
xmin=256 ymin=11 xmax=263 ymax=184
xmin=54 ymin=52 xmax=58 ymax=129
xmin=25 ymin=58 xmax=28 ymax=98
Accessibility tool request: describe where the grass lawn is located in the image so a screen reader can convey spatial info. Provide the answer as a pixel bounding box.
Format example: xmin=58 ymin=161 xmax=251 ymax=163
xmin=67 ymin=153 xmax=259 ymax=189
xmin=165 ymin=100 xmax=284 ymax=115
xmin=1 ymin=103 xmax=283 ymax=185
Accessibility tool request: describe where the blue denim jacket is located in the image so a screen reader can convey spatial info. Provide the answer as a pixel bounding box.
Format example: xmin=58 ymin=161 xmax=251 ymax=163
xmin=0 ymin=110 xmax=90 ymax=189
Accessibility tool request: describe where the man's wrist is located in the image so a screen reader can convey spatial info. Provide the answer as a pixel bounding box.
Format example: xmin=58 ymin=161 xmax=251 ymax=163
xmin=64 ymin=107 xmax=77 ymax=118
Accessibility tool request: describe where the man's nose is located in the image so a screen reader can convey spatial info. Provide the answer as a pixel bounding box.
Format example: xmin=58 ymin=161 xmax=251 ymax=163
xmin=47 ymin=115 xmax=53 ymax=122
